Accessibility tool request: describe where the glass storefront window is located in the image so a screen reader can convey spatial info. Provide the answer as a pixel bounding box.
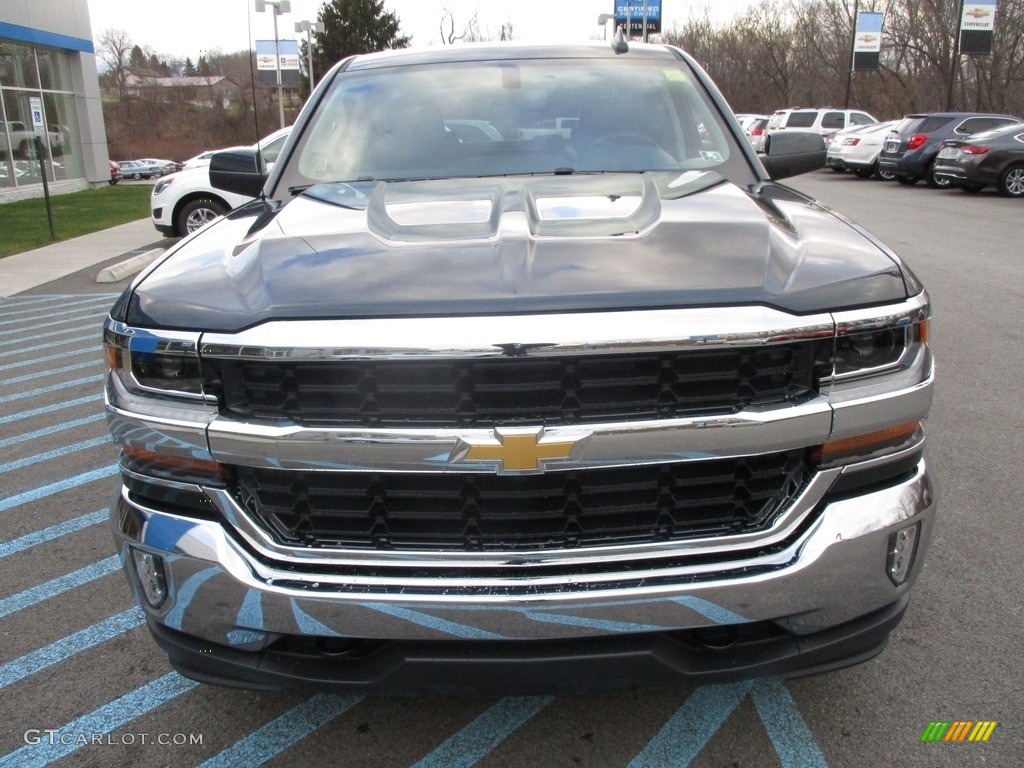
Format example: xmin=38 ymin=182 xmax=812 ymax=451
xmin=1 ymin=41 xmax=83 ymax=189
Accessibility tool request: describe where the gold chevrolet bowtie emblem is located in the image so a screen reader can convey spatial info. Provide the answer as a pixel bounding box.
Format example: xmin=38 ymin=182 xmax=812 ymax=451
xmin=453 ymin=428 xmax=587 ymax=474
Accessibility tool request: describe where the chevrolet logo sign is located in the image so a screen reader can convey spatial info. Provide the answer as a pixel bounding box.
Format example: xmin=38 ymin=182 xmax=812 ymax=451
xmin=451 ymin=428 xmax=589 ymax=474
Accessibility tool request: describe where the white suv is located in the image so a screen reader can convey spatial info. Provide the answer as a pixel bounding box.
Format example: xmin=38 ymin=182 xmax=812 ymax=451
xmin=150 ymin=127 xmax=290 ymax=237
xmin=767 ymin=108 xmax=878 ymax=144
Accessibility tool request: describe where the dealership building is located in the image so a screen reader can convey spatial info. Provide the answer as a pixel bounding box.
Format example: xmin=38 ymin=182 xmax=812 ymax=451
xmin=1 ymin=0 xmax=108 ymax=200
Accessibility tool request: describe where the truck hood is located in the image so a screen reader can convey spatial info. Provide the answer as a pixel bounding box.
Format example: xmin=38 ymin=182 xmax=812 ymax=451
xmin=122 ymin=173 xmax=910 ymax=333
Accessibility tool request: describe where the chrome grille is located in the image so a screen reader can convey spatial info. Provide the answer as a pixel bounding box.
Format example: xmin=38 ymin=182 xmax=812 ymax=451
xmin=207 ymin=343 xmax=826 ymax=428
xmin=235 ymin=451 xmax=809 ymax=551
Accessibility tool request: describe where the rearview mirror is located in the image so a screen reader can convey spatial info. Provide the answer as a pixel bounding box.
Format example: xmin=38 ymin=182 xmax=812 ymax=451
xmin=758 ymin=132 xmax=826 ymax=181
xmin=210 ymin=148 xmax=265 ymax=198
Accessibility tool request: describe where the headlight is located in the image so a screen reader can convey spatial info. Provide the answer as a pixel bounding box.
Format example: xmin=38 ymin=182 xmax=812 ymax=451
xmin=153 ymin=177 xmax=174 ymax=195
xmin=830 ymin=298 xmax=930 ymax=383
xmin=104 ymin=323 xmax=209 ymax=401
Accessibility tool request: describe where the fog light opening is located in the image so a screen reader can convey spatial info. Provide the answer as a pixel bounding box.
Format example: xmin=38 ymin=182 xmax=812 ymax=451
xmin=131 ymin=548 xmax=168 ymax=608
xmin=886 ymin=523 xmax=920 ymax=586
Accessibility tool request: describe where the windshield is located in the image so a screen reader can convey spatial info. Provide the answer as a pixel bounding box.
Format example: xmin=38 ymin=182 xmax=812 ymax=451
xmin=275 ymin=57 xmax=751 ymax=195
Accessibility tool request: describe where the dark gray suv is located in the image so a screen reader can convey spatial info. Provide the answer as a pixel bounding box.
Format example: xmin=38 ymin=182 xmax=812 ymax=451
xmin=878 ymin=112 xmax=1023 ymax=188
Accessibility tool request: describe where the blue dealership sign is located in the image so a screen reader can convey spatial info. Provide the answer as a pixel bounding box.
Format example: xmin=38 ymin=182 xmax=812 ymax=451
xmin=614 ymin=0 xmax=662 ymax=35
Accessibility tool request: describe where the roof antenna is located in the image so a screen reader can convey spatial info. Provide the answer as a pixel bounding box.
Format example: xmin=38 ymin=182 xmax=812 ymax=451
xmin=611 ymin=25 xmax=629 ymax=54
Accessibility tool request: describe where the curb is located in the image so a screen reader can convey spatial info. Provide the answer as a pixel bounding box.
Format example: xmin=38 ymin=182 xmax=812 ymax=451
xmin=96 ymin=248 xmax=165 ymax=284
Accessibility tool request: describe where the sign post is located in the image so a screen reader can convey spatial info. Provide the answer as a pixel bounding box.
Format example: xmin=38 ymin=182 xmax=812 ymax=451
xmin=29 ymin=96 xmax=56 ymax=240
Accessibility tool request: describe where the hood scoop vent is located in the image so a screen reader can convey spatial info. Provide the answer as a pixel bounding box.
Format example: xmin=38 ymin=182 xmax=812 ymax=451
xmin=366 ymin=175 xmax=662 ymax=243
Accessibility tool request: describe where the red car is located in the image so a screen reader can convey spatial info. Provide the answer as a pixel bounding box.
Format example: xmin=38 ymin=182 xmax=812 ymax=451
xmin=108 ymin=160 xmax=121 ymax=185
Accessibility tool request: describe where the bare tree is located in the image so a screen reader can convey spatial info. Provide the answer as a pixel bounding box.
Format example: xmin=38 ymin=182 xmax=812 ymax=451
xmin=97 ymin=28 xmax=134 ymax=100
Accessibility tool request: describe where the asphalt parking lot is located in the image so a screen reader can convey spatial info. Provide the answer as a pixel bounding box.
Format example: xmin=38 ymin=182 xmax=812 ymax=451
xmin=1 ymin=173 xmax=1021 ymax=767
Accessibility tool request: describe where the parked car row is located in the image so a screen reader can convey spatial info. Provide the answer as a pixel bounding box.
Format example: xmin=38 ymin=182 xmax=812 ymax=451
xmin=743 ymin=106 xmax=1024 ymax=198
xmin=113 ymin=158 xmax=181 ymax=181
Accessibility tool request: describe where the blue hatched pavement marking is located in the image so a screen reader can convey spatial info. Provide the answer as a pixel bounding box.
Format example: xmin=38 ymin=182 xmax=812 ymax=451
xmin=0 ymin=344 xmax=101 ymax=370
xmin=0 ymin=332 xmax=98 ymax=359
xmin=0 ymin=394 xmax=102 ymax=425
xmin=0 ymin=607 xmax=145 ymax=689
xmin=0 ymin=373 xmax=105 ymax=404
xmin=0 ymin=509 xmax=106 ymax=559
xmin=410 ymin=696 xmax=555 ymax=768
xmin=0 ymin=295 xmax=114 ymax=322
xmin=0 ymin=305 xmax=112 ymax=332
xmin=0 ymin=358 xmax=101 ymax=388
xmin=627 ymin=681 xmax=754 ymax=767
xmin=0 ymin=555 xmax=121 ymax=620
xmin=197 ymin=694 xmax=364 ymax=768
xmin=750 ymin=677 xmax=828 ymax=768
xmin=0 ymin=413 xmax=106 ymax=449
xmin=0 ymin=435 xmax=110 ymax=474
xmin=0 ymin=465 xmax=118 ymax=514
xmin=0 ymin=322 xmax=100 ymax=347
xmin=0 ymin=672 xmax=198 ymax=767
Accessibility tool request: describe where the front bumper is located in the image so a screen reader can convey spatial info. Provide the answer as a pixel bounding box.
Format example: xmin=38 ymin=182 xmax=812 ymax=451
xmin=112 ymin=460 xmax=935 ymax=691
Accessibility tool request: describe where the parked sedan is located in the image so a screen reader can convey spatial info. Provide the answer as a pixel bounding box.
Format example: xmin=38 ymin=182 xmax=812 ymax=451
xmin=826 ymin=120 xmax=899 ymax=179
xmin=108 ymin=160 xmax=121 ymax=185
xmin=137 ymin=158 xmax=179 ymax=177
xmin=933 ymin=123 xmax=1024 ymax=197
xmin=878 ymin=112 xmax=1022 ymax=188
xmin=117 ymin=160 xmax=156 ymax=180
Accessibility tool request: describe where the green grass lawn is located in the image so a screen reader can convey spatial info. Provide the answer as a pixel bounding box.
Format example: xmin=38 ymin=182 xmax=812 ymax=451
xmin=0 ymin=185 xmax=151 ymax=259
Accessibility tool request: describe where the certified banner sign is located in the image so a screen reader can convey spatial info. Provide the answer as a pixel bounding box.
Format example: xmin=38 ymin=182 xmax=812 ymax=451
xmin=960 ymin=0 xmax=997 ymax=55
xmin=853 ymin=12 xmax=884 ymax=71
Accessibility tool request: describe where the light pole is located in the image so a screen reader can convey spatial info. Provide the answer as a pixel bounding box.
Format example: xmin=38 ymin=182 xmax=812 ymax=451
xmin=295 ymin=19 xmax=325 ymax=96
xmin=597 ymin=14 xmax=613 ymax=40
xmin=255 ymin=0 xmax=291 ymax=129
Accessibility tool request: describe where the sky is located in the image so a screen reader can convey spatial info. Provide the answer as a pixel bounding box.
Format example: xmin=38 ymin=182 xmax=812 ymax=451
xmin=86 ymin=0 xmax=760 ymax=63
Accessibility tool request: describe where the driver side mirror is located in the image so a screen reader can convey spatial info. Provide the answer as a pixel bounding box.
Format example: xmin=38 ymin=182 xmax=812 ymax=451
xmin=210 ymin=148 xmax=265 ymax=198
xmin=758 ymin=131 xmax=826 ymax=181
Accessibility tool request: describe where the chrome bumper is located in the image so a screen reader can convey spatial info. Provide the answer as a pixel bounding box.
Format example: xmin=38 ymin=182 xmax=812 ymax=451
xmin=112 ymin=459 xmax=935 ymax=649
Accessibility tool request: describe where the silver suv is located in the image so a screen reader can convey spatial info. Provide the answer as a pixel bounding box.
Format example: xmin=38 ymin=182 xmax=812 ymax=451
xmin=768 ymin=108 xmax=878 ymax=144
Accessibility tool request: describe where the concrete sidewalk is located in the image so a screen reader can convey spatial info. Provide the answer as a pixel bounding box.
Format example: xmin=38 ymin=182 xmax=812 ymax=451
xmin=0 ymin=218 xmax=172 ymax=297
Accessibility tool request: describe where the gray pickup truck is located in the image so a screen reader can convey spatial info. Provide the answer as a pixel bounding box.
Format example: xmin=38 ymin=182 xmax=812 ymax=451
xmin=104 ymin=41 xmax=935 ymax=694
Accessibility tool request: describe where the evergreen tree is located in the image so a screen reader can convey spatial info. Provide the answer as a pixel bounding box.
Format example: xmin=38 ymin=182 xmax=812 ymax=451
xmin=311 ymin=0 xmax=410 ymax=78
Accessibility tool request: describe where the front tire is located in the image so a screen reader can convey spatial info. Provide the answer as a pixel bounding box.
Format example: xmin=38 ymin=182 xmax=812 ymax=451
xmin=896 ymin=175 xmax=918 ymax=186
xmin=999 ymin=165 xmax=1024 ymax=197
xmin=177 ymin=198 xmax=228 ymax=235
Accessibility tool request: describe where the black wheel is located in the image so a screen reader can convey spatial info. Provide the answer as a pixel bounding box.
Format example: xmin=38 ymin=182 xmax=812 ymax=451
xmin=153 ymin=169 xmax=162 ymax=178
xmin=830 ymin=165 xmax=846 ymax=174
xmin=854 ymin=167 xmax=874 ymax=179
xmin=895 ymin=175 xmax=918 ymax=186
xmin=999 ymin=164 xmax=1024 ymax=197
xmin=133 ymin=172 xmax=141 ymax=180
xmin=177 ymin=198 xmax=228 ymax=235
xmin=925 ymin=162 xmax=953 ymax=189
xmin=960 ymin=183 xmax=983 ymax=194
xmin=108 ymin=178 xmax=118 ymax=185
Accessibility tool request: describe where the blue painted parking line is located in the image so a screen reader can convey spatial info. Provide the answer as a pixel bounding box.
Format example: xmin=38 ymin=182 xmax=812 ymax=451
xmin=750 ymin=678 xmax=828 ymax=768
xmin=0 ymin=435 xmax=110 ymax=475
xmin=0 ymin=332 xmax=98 ymax=359
xmin=0 ymin=555 xmax=121 ymax=620
xmin=0 ymin=607 xmax=145 ymax=690
xmin=0 ymin=359 xmax=101 ymax=388
xmin=627 ymin=681 xmax=753 ymax=767
xmin=0 ymin=671 xmax=198 ymax=768
xmin=0 ymin=394 xmax=102 ymax=425
xmin=410 ymin=696 xmax=554 ymax=768
xmin=197 ymin=694 xmax=364 ymax=768
xmin=0 ymin=465 xmax=118 ymax=514
xmin=0 ymin=322 xmax=99 ymax=347
xmin=0 ymin=413 xmax=105 ymax=449
xmin=0 ymin=293 xmax=117 ymax=310
xmin=0 ymin=509 xmax=106 ymax=559
xmin=0 ymin=295 xmax=114 ymax=321
xmin=0 ymin=345 xmax=101 ymax=371
xmin=0 ymin=373 xmax=105 ymax=404
xmin=0 ymin=306 xmax=112 ymax=332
